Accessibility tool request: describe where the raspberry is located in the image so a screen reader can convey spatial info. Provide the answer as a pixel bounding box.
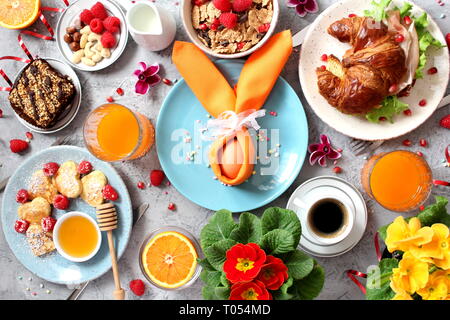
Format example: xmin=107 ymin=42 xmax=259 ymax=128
xmin=150 ymin=170 xmax=165 ymax=186
xmin=213 ymin=0 xmax=231 ymax=11
xmin=129 ymin=279 xmax=145 ymax=296
xmin=103 ymin=16 xmax=121 ymax=33
xmin=258 ymin=23 xmax=270 ymax=33
xmin=232 ymin=0 xmax=252 ymax=12
xmin=101 ymin=31 xmax=116 ymax=48
xmin=102 ymin=184 xmax=119 ymax=201
xmin=10 ymin=139 xmax=29 ymax=153
xmin=80 ymin=9 xmax=94 ymax=25
xmin=53 ymin=194 xmax=70 ymax=210
xmin=14 ymin=219 xmax=29 ymax=234
xmin=90 ymin=2 xmax=108 ymax=20
xmin=41 ymin=217 xmax=57 ymax=232
xmin=43 ymin=162 xmax=60 ymax=177
xmin=78 ymin=160 xmax=93 ymax=174
xmin=439 ymin=115 xmax=450 ymax=129
xmin=90 ymin=18 xmax=104 ymax=34
xmin=16 ymin=189 xmax=29 ymax=204
xmin=193 ymin=0 xmax=207 ymax=5
xmin=219 ymin=12 xmax=237 ymax=29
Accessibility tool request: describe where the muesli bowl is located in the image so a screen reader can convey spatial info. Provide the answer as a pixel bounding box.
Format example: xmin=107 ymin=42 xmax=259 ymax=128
xmin=180 ymin=0 xmax=279 ymax=58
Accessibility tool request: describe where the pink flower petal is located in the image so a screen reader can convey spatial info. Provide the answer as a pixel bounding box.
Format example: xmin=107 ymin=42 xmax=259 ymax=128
xmin=309 ymin=150 xmax=325 ymax=165
xmin=146 ymin=74 xmax=161 ymax=87
xmin=327 ymin=148 xmax=342 ymax=160
xmin=133 ymin=69 xmax=143 ymax=77
xmin=320 ymin=134 xmax=330 ymax=146
xmin=317 ymin=155 xmax=327 ymax=167
xmin=304 ymin=0 xmax=319 ymax=13
xmin=144 ymin=63 xmax=160 ymax=77
xmin=295 ymin=5 xmax=307 ymax=17
xmin=135 ymin=80 xmax=149 ymax=94
xmin=138 ymin=62 xmax=147 ymax=71
xmin=286 ymin=0 xmax=301 ymax=8
xmin=308 ymin=143 xmax=321 ymax=153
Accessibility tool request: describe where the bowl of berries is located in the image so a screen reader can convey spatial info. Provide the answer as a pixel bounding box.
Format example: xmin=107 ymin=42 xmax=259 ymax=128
xmin=181 ymin=0 xmax=279 ymax=58
xmin=56 ymin=0 xmax=128 ymax=71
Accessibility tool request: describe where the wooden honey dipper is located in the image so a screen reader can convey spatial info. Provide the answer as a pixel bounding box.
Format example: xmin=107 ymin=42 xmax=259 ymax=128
xmin=96 ymin=202 xmax=125 ymax=300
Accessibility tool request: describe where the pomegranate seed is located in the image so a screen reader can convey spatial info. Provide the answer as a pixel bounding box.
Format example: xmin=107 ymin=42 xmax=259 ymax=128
xmin=402 ymin=139 xmax=412 ymax=147
xmin=419 ymin=99 xmax=427 ymax=107
xmin=379 ymin=117 xmax=387 ymax=121
xmin=446 ymin=33 xmax=450 ymax=48
xmin=348 ymin=13 xmax=356 ymax=18
xmin=199 ymin=23 xmax=208 ymax=31
xmin=389 ymin=84 xmax=398 ymax=93
xmin=210 ymin=23 xmax=218 ymax=31
xmin=138 ymin=181 xmax=145 ymax=189
xmin=0 ymin=109 xmax=3 ymax=118
xmin=25 ymin=132 xmax=33 ymax=140
xmin=419 ymin=205 xmax=425 ymax=211
xmin=333 ymin=166 xmax=342 ymax=174
xmin=320 ymin=65 xmax=326 ymax=71
xmin=106 ymin=96 xmax=114 ymax=103
xmin=403 ymin=109 xmax=412 ymax=116
xmin=168 ymin=202 xmax=176 ymax=211
xmin=403 ymin=15 xmax=412 ymax=25
xmin=237 ymin=42 xmax=245 ymax=50
xmin=394 ymin=33 xmax=405 ymax=43
xmin=116 ymin=87 xmax=124 ymax=96
xmin=416 ymin=151 xmax=423 ymax=157
xmin=162 ymin=78 xmax=173 ymax=86
xmin=320 ymin=54 xmax=328 ymax=62
xmin=419 ymin=139 xmax=427 ymax=147
xmin=427 ymin=67 xmax=438 ymax=75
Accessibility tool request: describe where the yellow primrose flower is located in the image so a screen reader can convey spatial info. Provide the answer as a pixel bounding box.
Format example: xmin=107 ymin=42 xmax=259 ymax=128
xmin=391 ymin=292 xmax=413 ymax=300
xmin=385 ymin=217 xmax=432 ymax=253
xmin=417 ymin=270 xmax=448 ymax=300
xmin=410 ymin=224 xmax=450 ymax=264
xmin=390 ymin=252 xmax=429 ymax=294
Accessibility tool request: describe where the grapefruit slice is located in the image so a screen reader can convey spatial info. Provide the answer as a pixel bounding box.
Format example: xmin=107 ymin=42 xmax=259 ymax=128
xmin=0 ymin=0 xmax=40 ymax=30
xmin=142 ymin=231 xmax=198 ymax=289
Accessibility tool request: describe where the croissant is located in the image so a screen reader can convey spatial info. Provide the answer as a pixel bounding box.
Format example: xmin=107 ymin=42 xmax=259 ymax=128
xmin=316 ymin=16 xmax=407 ymax=115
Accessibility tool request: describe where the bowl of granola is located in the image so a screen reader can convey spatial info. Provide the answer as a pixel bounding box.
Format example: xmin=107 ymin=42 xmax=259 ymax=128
xmin=181 ymin=0 xmax=279 ymax=58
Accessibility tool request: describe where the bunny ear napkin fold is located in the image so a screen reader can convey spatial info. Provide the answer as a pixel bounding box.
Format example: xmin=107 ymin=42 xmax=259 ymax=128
xmin=172 ymin=30 xmax=292 ymax=186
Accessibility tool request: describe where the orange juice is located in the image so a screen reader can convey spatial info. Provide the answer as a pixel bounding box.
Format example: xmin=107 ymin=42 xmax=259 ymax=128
xmin=361 ymin=150 xmax=432 ymax=212
xmin=58 ymin=216 xmax=99 ymax=258
xmin=84 ymin=104 xmax=154 ymax=162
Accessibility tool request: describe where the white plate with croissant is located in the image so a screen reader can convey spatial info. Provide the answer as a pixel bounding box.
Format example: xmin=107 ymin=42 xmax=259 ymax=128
xmin=299 ymin=0 xmax=449 ymax=141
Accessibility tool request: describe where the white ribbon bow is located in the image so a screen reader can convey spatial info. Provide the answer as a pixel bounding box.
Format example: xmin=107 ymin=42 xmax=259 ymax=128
xmin=202 ymin=109 xmax=266 ymax=141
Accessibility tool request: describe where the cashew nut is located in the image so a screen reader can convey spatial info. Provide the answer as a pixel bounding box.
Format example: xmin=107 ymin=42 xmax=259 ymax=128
xmin=88 ymin=33 xmax=101 ymax=42
xmin=81 ymin=57 xmax=95 ymax=66
xmin=84 ymin=42 xmax=95 ymax=58
xmin=92 ymin=53 xmax=103 ymax=63
xmin=80 ymin=33 xmax=88 ymax=49
xmin=80 ymin=25 xmax=91 ymax=34
xmin=100 ymin=48 xmax=111 ymax=58
xmin=71 ymin=49 xmax=84 ymax=64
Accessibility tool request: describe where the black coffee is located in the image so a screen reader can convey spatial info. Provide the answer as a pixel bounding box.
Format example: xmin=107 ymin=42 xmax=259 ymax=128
xmin=308 ymin=198 xmax=347 ymax=237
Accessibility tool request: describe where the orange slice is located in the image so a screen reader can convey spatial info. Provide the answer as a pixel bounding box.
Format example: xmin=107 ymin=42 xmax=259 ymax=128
xmin=142 ymin=231 xmax=198 ymax=289
xmin=0 ymin=0 xmax=40 ymax=30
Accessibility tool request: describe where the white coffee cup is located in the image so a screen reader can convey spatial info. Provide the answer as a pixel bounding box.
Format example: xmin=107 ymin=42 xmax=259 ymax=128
xmin=121 ymin=1 xmax=176 ymax=52
xmin=294 ymin=196 xmax=354 ymax=245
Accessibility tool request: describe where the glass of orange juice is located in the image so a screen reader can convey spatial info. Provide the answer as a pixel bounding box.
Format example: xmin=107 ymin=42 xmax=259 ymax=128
xmin=83 ymin=103 xmax=155 ymax=162
xmin=361 ymin=150 xmax=434 ymax=212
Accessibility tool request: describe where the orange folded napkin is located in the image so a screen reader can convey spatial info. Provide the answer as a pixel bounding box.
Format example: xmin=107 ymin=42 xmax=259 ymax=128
xmin=172 ymin=31 xmax=292 ymax=186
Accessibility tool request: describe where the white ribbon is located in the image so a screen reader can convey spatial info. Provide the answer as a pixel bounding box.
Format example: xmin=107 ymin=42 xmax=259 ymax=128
xmin=202 ymin=109 xmax=266 ymax=141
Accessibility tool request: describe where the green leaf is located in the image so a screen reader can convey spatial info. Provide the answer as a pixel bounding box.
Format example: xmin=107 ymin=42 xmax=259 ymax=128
xmin=273 ymin=277 xmax=294 ymax=300
xmin=366 ymin=95 xmax=409 ymax=123
xmin=197 ymin=258 xmax=216 ymax=271
xmin=261 ymin=207 xmax=302 ymax=248
xmin=260 ymin=229 xmax=295 ymax=255
xmin=229 ymin=212 xmax=262 ymax=244
xmin=202 ymin=286 xmax=218 ymax=300
xmin=378 ymin=196 xmax=449 ymax=240
xmin=200 ymin=269 xmax=222 ymax=288
xmin=289 ymin=263 xmax=325 ymax=300
xmin=366 ymin=258 xmax=398 ymax=300
xmin=204 ymin=239 xmax=237 ymax=271
xmin=285 ymin=250 xmax=315 ymax=280
xmin=214 ymin=286 xmax=230 ymax=300
xmin=200 ymin=209 xmax=237 ymax=251
xmin=395 ymin=2 xmax=413 ymax=18
xmin=414 ymin=12 xmax=429 ymax=31
xmin=220 ymin=273 xmax=230 ymax=288
xmin=363 ymin=0 xmax=392 ymax=21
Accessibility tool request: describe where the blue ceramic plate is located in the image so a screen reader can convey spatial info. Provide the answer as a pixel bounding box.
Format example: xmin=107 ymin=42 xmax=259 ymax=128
xmin=1 ymin=146 xmax=132 ymax=285
xmin=157 ymin=60 xmax=308 ymax=212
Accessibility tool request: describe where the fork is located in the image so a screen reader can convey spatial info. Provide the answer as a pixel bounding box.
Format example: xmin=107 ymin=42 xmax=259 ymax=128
xmin=350 ymin=94 xmax=450 ymax=156
xmin=0 ymin=135 xmax=73 ymax=192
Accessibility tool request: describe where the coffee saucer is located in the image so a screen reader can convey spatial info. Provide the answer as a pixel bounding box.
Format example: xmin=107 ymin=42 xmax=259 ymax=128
xmin=286 ymin=176 xmax=367 ymax=257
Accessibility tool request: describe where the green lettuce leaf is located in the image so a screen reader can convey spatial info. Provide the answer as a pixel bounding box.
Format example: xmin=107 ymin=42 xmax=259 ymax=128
xmin=395 ymin=2 xmax=413 ymax=18
xmin=364 ymin=0 xmax=392 ymax=21
xmin=366 ymin=95 xmax=409 ymax=123
xmin=378 ymin=196 xmax=449 ymax=240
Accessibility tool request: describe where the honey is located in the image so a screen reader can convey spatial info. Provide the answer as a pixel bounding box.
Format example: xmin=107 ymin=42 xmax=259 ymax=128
xmin=58 ymin=215 xmax=99 ymax=258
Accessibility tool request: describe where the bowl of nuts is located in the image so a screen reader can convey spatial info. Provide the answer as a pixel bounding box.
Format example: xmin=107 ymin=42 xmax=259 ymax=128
xmin=56 ymin=0 xmax=128 ymax=71
xmin=181 ymin=0 xmax=279 ymax=58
